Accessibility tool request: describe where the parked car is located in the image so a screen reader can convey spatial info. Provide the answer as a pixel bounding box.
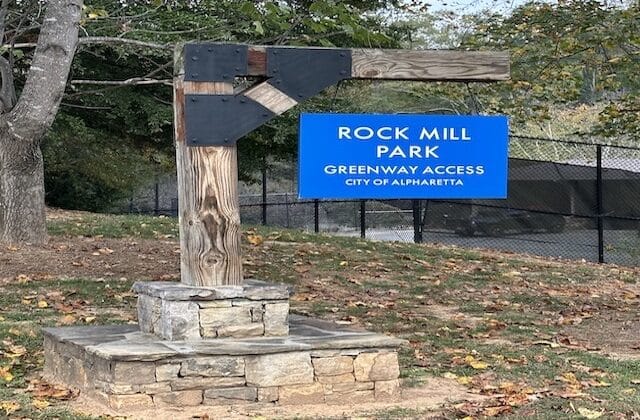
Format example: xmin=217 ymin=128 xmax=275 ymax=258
xmin=452 ymin=208 xmax=566 ymax=236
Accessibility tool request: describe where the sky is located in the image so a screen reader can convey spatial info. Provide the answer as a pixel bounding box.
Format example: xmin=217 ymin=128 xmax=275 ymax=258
xmin=427 ymin=0 xmax=532 ymax=14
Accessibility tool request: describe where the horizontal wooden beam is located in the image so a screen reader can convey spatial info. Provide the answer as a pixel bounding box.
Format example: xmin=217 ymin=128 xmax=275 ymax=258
xmin=350 ymin=49 xmax=510 ymax=82
xmin=241 ymin=46 xmax=509 ymax=83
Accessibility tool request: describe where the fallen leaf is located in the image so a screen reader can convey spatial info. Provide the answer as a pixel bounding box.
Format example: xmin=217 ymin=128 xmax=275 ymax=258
xmin=28 ymin=379 xmax=77 ymax=400
xmin=37 ymin=300 xmax=49 ymax=308
xmin=577 ymin=407 xmax=604 ymax=419
xmin=32 ymin=399 xmax=51 ymax=409
xmin=457 ymin=376 xmax=473 ymax=385
xmin=442 ymin=372 xmax=458 ymax=379
xmin=15 ymin=274 xmax=30 ymax=284
xmin=483 ymin=405 xmax=512 ymax=416
xmin=59 ymin=315 xmax=77 ymax=325
xmin=246 ymin=234 xmax=264 ymax=246
xmin=0 ymin=366 xmax=14 ymax=382
xmin=533 ymin=340 xmax=561 ymax=348
xmin=0 ymin=401 xmax=20 ymax=415
xmin=464 ymin=355 xmax=489 ymax=369
xmin=5 ymin=344 xmax=27 ymax=358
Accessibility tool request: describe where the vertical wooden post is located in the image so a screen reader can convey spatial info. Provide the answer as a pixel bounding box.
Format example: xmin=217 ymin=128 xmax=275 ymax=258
xmin=174 ymin=50 xmax=243 ymax=286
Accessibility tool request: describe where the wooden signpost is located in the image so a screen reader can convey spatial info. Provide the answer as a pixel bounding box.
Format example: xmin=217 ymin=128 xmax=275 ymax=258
xmin=173 ymin=44 xmax=509 ymax=287
xmin=43 ymin=45 xmax=509 ymax=411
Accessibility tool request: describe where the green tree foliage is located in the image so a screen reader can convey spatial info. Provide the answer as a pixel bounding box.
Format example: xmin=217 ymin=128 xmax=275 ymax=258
xmin=464 ymin=0 xmax=639 ymax=140
xmin=42 ymin=0 xmax=400 ymax=210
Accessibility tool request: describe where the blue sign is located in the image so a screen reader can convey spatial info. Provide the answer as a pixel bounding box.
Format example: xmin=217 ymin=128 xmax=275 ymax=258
xmin=298 ymin=113 xmax=509 ymax=199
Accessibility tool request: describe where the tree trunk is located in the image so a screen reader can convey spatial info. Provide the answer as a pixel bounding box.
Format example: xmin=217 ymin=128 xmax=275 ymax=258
xmin=0 ymin=0 xmax=82 ymax=244
xmin=0 ymin=124 xmax=46 ymax=243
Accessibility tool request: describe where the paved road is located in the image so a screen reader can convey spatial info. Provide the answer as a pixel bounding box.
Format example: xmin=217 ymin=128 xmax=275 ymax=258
xmin=337 ymin=228 xmax=639 ymax=266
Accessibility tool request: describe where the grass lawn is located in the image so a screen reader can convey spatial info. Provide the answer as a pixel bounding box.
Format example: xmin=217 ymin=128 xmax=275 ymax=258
xmin=0 ymin=211 xmax=639 ymax=418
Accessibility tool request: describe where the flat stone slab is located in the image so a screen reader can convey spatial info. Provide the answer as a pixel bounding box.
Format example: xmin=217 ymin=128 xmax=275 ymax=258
xmin=43 ymin=315 xmax=405 ymax=362
xmin=43 ymin=316 xmax=406 ymax=410
xmin=132 ymin=279 xmax=291 ymax=301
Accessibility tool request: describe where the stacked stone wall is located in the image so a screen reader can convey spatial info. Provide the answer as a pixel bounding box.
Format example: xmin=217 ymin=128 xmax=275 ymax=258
xmin=44 ymin=335 xmax=400 ymax=409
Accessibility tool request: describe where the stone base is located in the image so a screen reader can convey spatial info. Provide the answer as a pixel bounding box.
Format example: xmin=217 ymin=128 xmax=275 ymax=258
xmin=43 ymin=316 xmax=405 ymax=410
xmin=133 ymin=280 xmax=290 ymax=340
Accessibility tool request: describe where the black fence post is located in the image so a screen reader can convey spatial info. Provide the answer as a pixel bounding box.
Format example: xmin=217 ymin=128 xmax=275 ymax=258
xmin=359 ymin=200 xmax=366 ymax=239
xmin=285 ymin=193 xmax=290 ymax=228
xmin=314 ymin=200 xmax=319 ymax=233
xmin=154 ymin=179 xmax=160 ymax=216
xmin=261 ymin=166 xmax=267 ymax=226
xmin=412 ymin=199 xmax=423 ymax=243
xmin=596 ymin=145 xmax=604 ymax=263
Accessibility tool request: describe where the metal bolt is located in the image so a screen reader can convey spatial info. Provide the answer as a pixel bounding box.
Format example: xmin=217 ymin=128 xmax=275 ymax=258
xmin=191 ymin=56 xmax=199 ymax=61
xmin=273 ymin=69 xmax=278 ymax=73
xmin=208 ymin=47 xmax=214 ymax=52
xmin=192 ymin=73 xmax=199 ymax=78
xmin=223 ymin=75 xmax=229 ymax=79
xmin=235 ymin=49 xmax=240 ymax=53
xmin=298 ymin=94 xmax=304 ymax=98
xmin=262 ymin=113 xmax=269 ymax=117
xmin=224 ymin=139 xmax=229 ymax=143
xmin=240 ymin=99 xmax=246 ymax=103
xmin=235 ymin=67 xmax=241 ymax=71
xmin=340 ymin=70 xmax=347 ymax=75
xmin=221 ymin=98 xmax=228 ymax=102
xmin=191 ymin=97 xmax=197 ymax=102
xmin=340 ymin=52 xmax=346 ymax=57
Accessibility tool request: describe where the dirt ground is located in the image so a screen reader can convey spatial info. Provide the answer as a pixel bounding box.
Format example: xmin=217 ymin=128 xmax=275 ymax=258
xmin=0 ymin=235 xmax=180 ymax=284
xmin=4 ymin=209 xmax=640 ymax=418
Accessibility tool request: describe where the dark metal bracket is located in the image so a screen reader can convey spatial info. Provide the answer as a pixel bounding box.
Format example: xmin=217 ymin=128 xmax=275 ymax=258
xmin=184 ymin=44 xmax=248 ymax=82
xmin=265 ymin=46 xmax=352 ymax=101
xmin=184 ymin=95 xmax=275 ymax=146
xmin=182 ymin=43 xmax=353 ymax=147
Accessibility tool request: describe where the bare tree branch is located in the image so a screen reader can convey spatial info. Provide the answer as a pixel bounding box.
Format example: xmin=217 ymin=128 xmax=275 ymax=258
xmin=78 ymin=36 xmax=173 ymax=50
xmin=0 ymin=0 xmax=11 ymax=43
xmin=70 ymin=77 xmax=172 ymax=86
xmin=60 ymin=102 xmax=111 ymax=110
xmin=2 ymin=42 xmax=35 ymax=48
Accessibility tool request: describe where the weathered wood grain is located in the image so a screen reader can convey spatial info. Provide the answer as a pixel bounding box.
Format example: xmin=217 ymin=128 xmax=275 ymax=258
xmin=174 ymin=79 xmax=243 ymax=286
xmin=247 ymin=46 xmax=267 ymax=76
xmin=244 ymin=82 xmax=298 ymax=115
xmin=351 ymin=49 xmax=510 ymax=81
xmin=183 ymin=81 xmax=233 ymax=95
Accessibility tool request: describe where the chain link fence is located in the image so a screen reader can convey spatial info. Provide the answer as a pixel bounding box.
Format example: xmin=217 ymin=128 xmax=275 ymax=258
xmin=120 ymin=137 xmax=640 ymax=267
